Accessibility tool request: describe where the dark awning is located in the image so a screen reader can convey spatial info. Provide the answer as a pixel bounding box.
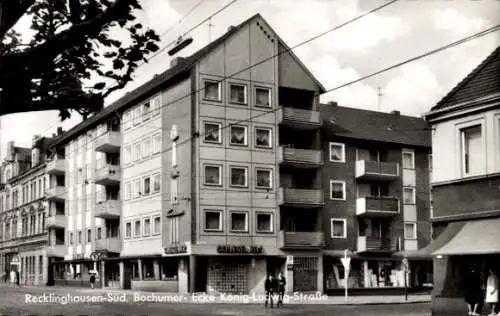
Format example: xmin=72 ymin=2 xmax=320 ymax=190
xmin=433 ymin=218 xmax=500 ymax=256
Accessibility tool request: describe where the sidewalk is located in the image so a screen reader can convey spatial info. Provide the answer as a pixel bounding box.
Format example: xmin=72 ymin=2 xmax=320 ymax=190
xmin=0 ymin=283 xmax=431 ymax=305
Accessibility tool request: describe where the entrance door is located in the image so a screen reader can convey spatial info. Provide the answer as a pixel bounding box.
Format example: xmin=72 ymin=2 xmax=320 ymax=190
xmin=293 ymin=257 xmax=318 ymax=292
xmin=123 ymin=262 xmax=131 ymax=289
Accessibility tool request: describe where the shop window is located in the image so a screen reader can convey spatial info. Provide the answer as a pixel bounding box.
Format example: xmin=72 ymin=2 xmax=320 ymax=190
xmin=132 ymin=261 xmax=140 ymax=280
xmin=142 ymin=260 xmax=155 ymax=280
xmin=161 ymin=260 xmax=178 ymax=280
xmin=255 ymin=128 xmax=271 ymax=148
xmin=255 ymin=87 xmax=271 ymax=107
xmin=256 ymin=213 xmax=272 ymax=233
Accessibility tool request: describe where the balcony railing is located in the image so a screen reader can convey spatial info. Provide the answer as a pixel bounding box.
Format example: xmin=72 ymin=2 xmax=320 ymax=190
xmin=94 ymin=165 xmax=121 ymax=185
xmin=356 ymin=197 xmax=399 ymax=217
xmin=278 ymin=107 xmax=321 ymax=129
xmin=46 ymin=214 xmax=66 ymax=229
xmin=46 ymin=244 xmax=66 ymax=258
xmin=46 ymin=159 xmax=65 ymax=175
xmin=95 ymin=131 xmax=121 ymax=153
xmin=46 ymin=186 xmax=66 ymax=201
xmin=278 ymin=231 xmax=324 ymax=249
xmin=355 ymin=160 xmax=399 ymax=181
xmin=278 ymin=147 xmax=323 ymax=167
xmin=94 ymin=200 xmax=121 ymax=219
xmin=279 ymin=188 xmax=324 ymax=207
xmin=357 ymin=236 xmax=400 ymax=253
xmin=95 ymin=237 xmax=120 ymax=253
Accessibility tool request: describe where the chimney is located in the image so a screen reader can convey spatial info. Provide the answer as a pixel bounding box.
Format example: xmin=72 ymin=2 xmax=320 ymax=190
xmin=170 ymin=57 xmax=185 ymax=68
xmin=227 ymin=25 xmax=236 ymax=32
xmin=391 ymin=110 xmax=400 ymax=117
xmin=57 ymin=126 xmax=64 ymax=136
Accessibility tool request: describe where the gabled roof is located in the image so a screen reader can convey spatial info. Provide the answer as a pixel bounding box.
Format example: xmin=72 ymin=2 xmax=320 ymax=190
xmin=320 ymin=104 xmax=431 ymax=148
xmin=431 ymin=46 xmax=500 ymax=111
xmin=54 ymin=13 xmax=325 ymax=147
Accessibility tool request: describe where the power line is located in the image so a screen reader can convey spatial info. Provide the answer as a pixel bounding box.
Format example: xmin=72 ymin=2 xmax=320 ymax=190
xmin=161 ymin=0 xmax=207 ymax=38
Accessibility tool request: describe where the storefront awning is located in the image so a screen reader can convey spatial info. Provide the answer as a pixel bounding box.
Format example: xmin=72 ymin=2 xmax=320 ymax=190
xmin=433 ymin=218 xmax=500 ymax=256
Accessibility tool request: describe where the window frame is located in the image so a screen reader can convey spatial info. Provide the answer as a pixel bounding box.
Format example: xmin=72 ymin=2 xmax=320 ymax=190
xmin=330 ymin=218 xmax=347 ymax=239
xmin=143 ymin=101 xmax=151 ymax=121
xmin=152 ymin=95 xmax=161 ymax=117
xmin=134 ymin=220 xmax=141 ymax=238
xmin=329 ymin=142 xmax=345 ymax=163
xmin=255 ymin=127 xmax=272 ymax=149
xmin=152 ymin=133 xmax=161 ymax=154
xmin=229 ymin=124 xmax=248 ymax=146
xmin=133 ymin=179 xmax=141 ymax=198
xmin=133 ymin=141 xmax=142 ymax=162
xmin=403 ymin=186 xmax=416 ymax=205
xmin=204 ymin=164 xmax=222 ymax=186
xmin=203 ymin=121 xmax=222 ymax=144
xmin=256 ymin=212 xmax=273 ymax=233
xmin=203 ymin=80 xmax=222 ymax=102
xmin=230 ymin=211 xmax=249 ymax=233
xmin=229 ymin=83 xmax=248 ymax=105
xmin=330 ymin=180 xmax=346 ymax=201
xmin=143 ymin=217 xmax=151 ymax=237
xmin=143 ymin=137 xmax=152 ymax=158
xmin=255 ymin=168 xmax=273 ymax=189
xmin=152 ymin=216 xmax=161 ymax=235
xmin=255 ymin=86 xmax=272 ymax=108
xmin=402 ymin=150 xmax=415 ymax=169
xmin=229 ymin=166 xmax=248 ymax=188
xmin=153 ymin=173 xmax=161 ymax=193
xmin=142 ymin=176 xmax=151 ymax=196
xmin=204 ymin=210 xmax=223 ymax=232
xmin=124 ymin=181 xmax=131 ymax=201
xmin=404 ymin=222 xmax=417 ymax=240
xmin=460 ymin=124 xmax=483 ymax=176
xmin=124 ymin=221 xmax=132 ymax=239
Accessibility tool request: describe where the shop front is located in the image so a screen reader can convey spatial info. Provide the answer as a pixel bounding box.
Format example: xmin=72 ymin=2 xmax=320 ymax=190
xmin=52 ymin=254 xmax=101 ymax=288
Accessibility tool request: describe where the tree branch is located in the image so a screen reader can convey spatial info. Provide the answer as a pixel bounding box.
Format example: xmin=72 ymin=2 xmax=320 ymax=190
xmin=68 ymin=0 xmax=82 ymax=24
xmin=0 ymin=0 xmax=35 ymax=39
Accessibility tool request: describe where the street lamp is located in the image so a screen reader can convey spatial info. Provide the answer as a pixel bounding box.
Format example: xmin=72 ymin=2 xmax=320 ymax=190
xmin=402 ymin=258 xmax=409 ymax=301
xmin=341 ymin=249 xmax=353 ymax=302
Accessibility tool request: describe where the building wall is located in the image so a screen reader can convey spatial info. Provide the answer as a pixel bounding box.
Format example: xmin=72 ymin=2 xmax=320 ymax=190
xmin=194 ymin=17 xmax=280 ymax=247
xmin=430 ymin=107 xmax=500 ymax=184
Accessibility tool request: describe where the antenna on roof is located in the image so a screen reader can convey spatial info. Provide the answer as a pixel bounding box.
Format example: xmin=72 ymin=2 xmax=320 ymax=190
xmin=377 ymin=86 xmax=383 ymax=112
xmin=208 ymin=17 xmax=215 ymax=42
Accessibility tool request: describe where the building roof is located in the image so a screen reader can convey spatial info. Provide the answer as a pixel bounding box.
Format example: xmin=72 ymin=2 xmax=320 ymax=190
xmin=320 ymin=104 xmax=431 ymax=148
xmin=431 ymin=46 xmax=500 ymax=111
xmin=54 ymin=13 xmax=325 ymax=147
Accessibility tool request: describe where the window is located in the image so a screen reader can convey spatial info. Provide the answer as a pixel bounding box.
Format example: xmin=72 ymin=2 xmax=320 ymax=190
xmin=330 ymin=180 xmax=346 ymax=200
xmin=170 ymin=179 xmax=178 ymax=205
xmin=143 ymin=101 xmax=151 ymax=121
xmin=123 ymin=111 xmax=131 ymax=130
xmin=169 ymin=217 xmax=179 ymax=244
xmin=231 ymin=212 xmax=248 ymax=232
xmin=143 ymin=176 xmax=151 ymax=195
xmin=78 ymin=231 xmax=82 ymax=244
xmin=402 ymin=151 xmax=415 ymax=169
xmin=134 ymin=220 xmax=141 ymax=237
xmin=87 ymin=229 xmax=92 ymax=243
xmin=461 ymin=125 xmax=482 ymax=175
xmin=133 ymin=179 xmax=141 ymax=198
xmin=329 ymin=142 xmax=345 ymax=162
xmin=403 ymin=187 xmax=416 ymax=204
xmin=152 ymin=96 xmax=161 ymax=116
xmin=133 ymin=142 xmax=142 ymax=161
xmin=204 ymin=165 xmax=222 ymax=186
xmin=97 ymin=227 xmax=102 ymax=240
xmin=204 ymin=210 xmax=222 ymax=231
xmin=256 ymin=168 xmax=272 ymax=189
xmin=255 ymin=128 xmax=271 ymax=148
xmin=133 ymin=107 xmax=141 ymax=126
xmin=229 ymin=84 xmax=247 ymax=104
xmin=143 ymin=218 xmax=151 ymax=237
xmin=143 ymin=138 xmax=151 ymax=158
xmin=153 ymin=216 xmax=161 ymax=235
xmin=404 ymin=223 xmax=417 ymax=239
xmin=428 ymin=153 xmax=433 ymax=172
xmin=204 ymin=122 xmax=221 ymax=143
xmin=230 ymin=125 xmax=247 ymax=146
xmin=255 ymin=87 xmax=271 ymax=107
xmin=256 ymin=213 xmax=272 ymax=233
xmin=152 ymin=133 xmax=161 ymax=154
xmin=125 ymin=222 xmax=131 ymax=239
xmin=230 ymin=167 xmax=247 ymax=187
xmin=203 ymin=80 xmax=221 ymax=101
xmin=153 ymin=174 xmax=160 ymax=193
xmin=330 ymin=218 xmax=346 ymax=238
xmin=124 ymin=182 xmax=131 ymax=200
xmin=370 ymin=183 xmax=389 ymax=197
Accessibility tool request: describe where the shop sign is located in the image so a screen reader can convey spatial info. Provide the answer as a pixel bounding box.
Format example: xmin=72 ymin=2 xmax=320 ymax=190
xmin=216 ymin=245 xmax=264 ymax=254
xmin=164 ymin=245 xmax=187 ymax=254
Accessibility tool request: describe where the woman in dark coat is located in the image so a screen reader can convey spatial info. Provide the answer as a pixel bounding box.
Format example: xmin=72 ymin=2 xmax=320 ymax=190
xmin=464 ymin=265 xmax=482 ymax=316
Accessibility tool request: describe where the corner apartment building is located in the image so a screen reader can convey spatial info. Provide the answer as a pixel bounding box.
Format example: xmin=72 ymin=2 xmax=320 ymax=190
xmin=319 ymin=104 xmax=433 ymax=294
xmin=0 ymin=136 xmax=55 ymax=285
xmin=423 ymin=47 xmax=500 ymax=310
xmin=45 ymin=14 xmax=326 ymax=294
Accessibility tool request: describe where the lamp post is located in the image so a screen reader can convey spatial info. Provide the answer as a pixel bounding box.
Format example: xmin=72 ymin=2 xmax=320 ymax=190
xmin=402 ymin=258 xmax=408 ymax=301
xmin=340 ymin=249 xmax=352 ymax=302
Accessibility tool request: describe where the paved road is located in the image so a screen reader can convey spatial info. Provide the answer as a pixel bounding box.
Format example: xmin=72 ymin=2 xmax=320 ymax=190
xmin=0 ymin=286 xmax=432 ymax=316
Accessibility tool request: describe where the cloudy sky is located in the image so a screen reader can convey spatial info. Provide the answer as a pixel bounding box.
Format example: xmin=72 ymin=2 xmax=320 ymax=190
xmin=1 ymin=0 xmax=499 ymax=155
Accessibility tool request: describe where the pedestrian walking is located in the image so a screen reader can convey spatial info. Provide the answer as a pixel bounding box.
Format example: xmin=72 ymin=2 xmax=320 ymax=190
xmin=277 ymin=271 xmax=286 ymax=307
xmin=89 ymin=271 xmax=96 ymax=289
xmin=485 ymin=269 xmax=499 ymax=316
xmin=264 ymin=274 xmax=276 ymax=308
xmin=15 ymin=270 xmax=20 ymax=287
xmin=464 ymin=265 xmax=482 ymax=316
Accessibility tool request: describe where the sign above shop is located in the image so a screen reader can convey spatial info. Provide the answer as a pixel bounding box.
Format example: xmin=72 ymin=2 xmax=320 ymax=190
xmin=164 ymin=245 xmax=188 ymax=254
xmin=216 ymin=245 xmax=264 ymax=254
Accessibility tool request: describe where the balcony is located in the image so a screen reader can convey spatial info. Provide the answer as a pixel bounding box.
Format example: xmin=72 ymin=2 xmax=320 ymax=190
xmin=94 ymin=165 xmax=121 ymax=186
xmin=355 ymin=160 xmax=399 ymax=181
xmin=95 ymin=237 xmax=120 ymax=253
xmin=46 ymin=186 xmax=66 ymax=201
xmin=279 ymin=188 xmax=324 ymax=208
xmin=46 ymin=159 xmax=65 ymax=175
xmin=94 ymin=200 xmax=121 ymax=219
xmin=278 ymin=147 xmax=323 ymax=168
xmin=356 ymin=197 xmax=399 ymax=217
xmin=46 ymin=214 xmax=66 ymax=229
xmin=278 ymin=107 xmax=321 ymax=129
xmin=357 ymin=236 xmax=400 ymax=253
xmin=46 ymin=244 xmax=66 ymax=258
xmin=278 ymin=231 xmax=324 ymax=249
xmin=95 ymin=131 xmax=121 ymax=153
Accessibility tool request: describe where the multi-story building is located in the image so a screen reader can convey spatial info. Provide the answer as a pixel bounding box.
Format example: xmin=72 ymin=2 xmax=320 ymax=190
xmin=0 ymin=135 xmax=56 ymax=285
xmin=319 ymin=103 xmax=433 ymax=294
xmin=423 ymin=47 xmax=500 ymax=313
xmin=45 ymin=14 xmax=326 ymax=294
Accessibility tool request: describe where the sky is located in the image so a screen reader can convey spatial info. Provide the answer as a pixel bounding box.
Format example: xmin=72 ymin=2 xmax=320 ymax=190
xmin=1 ymin=0 xmax=499 ymax=156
